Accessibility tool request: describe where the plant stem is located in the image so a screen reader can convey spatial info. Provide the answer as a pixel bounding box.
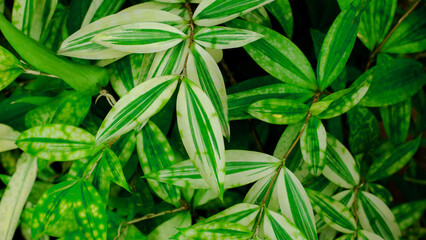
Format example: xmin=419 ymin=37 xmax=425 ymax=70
xmin=353 ymin=185 xmax=360 ymax=237
xmin=365 ymin=0 xmax=420 ymax=70
xmin=23 ymin=69 xmax=60 ymax=78
xmin=180 ymin=0 xmax=195 ymax=80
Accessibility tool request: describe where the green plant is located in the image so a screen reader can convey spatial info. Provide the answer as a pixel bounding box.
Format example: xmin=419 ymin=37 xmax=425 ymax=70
xmin=0 ymin=0 xmax=425 ymax=239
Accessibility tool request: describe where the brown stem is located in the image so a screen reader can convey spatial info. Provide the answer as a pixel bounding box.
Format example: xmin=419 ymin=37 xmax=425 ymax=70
xmin=180 ymin=1 xmax=195 ymax=80
xmin=365 ymin=0 xmax=420 ymax=70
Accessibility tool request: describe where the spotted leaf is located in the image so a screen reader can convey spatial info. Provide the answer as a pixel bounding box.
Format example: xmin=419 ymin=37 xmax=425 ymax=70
xmin=0 ymin=124 xmax=20 ymax=152
xmin=300 ymin=117 xmax=326 ymax=176
xmin=0 ymin=45 xmax=23 ymax=91
xmin=101 ymin=148 xmax=130 ymax=191
xmin=248 ymin=99 xmax=309 ymax=125
xmin=178 ymin=221 xmax=252 ymax=240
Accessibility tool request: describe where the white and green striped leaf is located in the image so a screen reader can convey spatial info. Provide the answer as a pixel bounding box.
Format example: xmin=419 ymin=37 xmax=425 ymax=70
xmin=0 ymin=45 xmax=23 ymax=91
xmin=392 ymin=199 xmax=426 ymax=231
xmin=277 ymin=168 xmax=317 ymax=240
xmin=202 ymin=203 xmax=260 ymax=227
xmin=136 ymin=121 xmax=181 ymax=207
xmin=59 ymin=9 xmax=184 ymax=59
xmin=379 ymin=99 xmax=411 ymax=145
xmin=193 ymin=0 xmax=274 ymax=26
xmin=307 ymin=189 xmax=356 ymax=233
xmin=16 ymin=124 xmax=95 ymax=161
xmin=333 ymin=190 xmax=355 ymax=208
xmin=194 ymin=26 xmax=262 ymax=49
xmin=300 ymin=117 xmax=326 ymax=176
xmin=366 ymin=136 xmax=421 ymax=182
xmin=0 ymin=124 xmax=20 ymax=152
xmin=178 ymin=221 xmax=252 ymax=240
xmin=100 ymin=148 xmax=130 ymax=191
xmin=263 ymin=209 xmax=307 ymax=240
xmin=357 ymin=191 xmax=401 ymax=240
xmin=347 ymin=106 xmax=379 ymax=154
xmin=323 ymin=134 xmax=360 ymax=188
xmin=244 ymin=174 xmax=280 ymax=212
xmin=265 ymin=0 xmax=293 ymax=38
xmin=248 ymin=99 xmax=309 ymax=125
xmin=148 ymin=211 xmax=191 ymax=240
xmin=82 ymin=0 xmax=126 ymax=26
xmin=96 ymin=75 xmax=179 ymax=145
xmin=0 ymin=153 xmax=37 ymax=240
xmin=187 ymin=43 xmax=229 ymax=138
xmin=368 ymin=183 xmax=393 ymax=205
xmin=177 ymin=78 xmax=225 ymax=198
xmin=240 ymin=6 xmax=271 ymax=28
xmin=357 ymin=230 xmax=384 ymax=240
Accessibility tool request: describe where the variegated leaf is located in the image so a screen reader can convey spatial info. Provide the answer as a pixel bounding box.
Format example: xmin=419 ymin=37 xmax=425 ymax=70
xmin=187 ymin=43 xmax=229 ymax=138
xmin=176 ymin=78 xmax=225 ymax=198
xmin=392 ymin=199 xmax=426 ymax=231
xmin=333 ymin=190 xmax=355 ymax=208
xmin=273 ymin=120 xmax=305 ymax=160
xmin=0 ymin=45 xmax=23 ymax=91
xmin=379 ymin=99 xmax=411 ymax=145
xmin=265 ymin=0 xmax=293 ymax=38
xmin=178 ymin=221 xmax=252 ymax=240
xmin=248 ymin=99 xmax=309 ymax=125
xmin=82 ymin=0 xmax=126 ymax=26
xmin=0 ymin=124 xmax=20 ymax=152
xmin=136 ymin=121 xmax=181 ymax=207
xmin=300 ymin=117 xmax=326 ymax=176
xmin=16 ymin=124 xmax=95 ymax=161
xmin=148 ymin=211 xmax=191 ymax=240
xmin=368 ymin=183 xmax=393 ymax=205
xmin=96 ymin=75 xmax=179 ymax=145
xmin=202 ymin=203 xmax=260 ymax=227
xmin=194 ymin=26 xmax=262 ymax=49
xmin=357 ymin=230 xmax=384 ymax=240
xmin=100 ymin=148 xmax=130 ymax=191
xmin=240 ymin=6 xmax=271 ymax=27
xmin=244 ymin=174 xmax=280 ymax=212
xmin=263 ymin=209 xmax=307 ymax=240
xmin=323 ymin=134 xmax=360 ymax=188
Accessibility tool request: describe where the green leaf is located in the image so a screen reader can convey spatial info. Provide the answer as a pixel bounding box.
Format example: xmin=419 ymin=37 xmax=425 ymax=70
xmin=227 ymin=19 xmax=317 ymax=91
xmin=92 ymin=22 xmax=186 ymax=54
xmin=307 ymin=189 xmax=356 ymax=233
xmin=0 ymin=153 xmax=37 ymax=240
xmin=101 ymin=148 xmax=130 ymax=191
xmin=136 ymin=121 xmax=181 ymax=207
xmin=0 ymin=124 xmax=20 ymax=152
xmin=317 ymin=0 xmax=363 ymax=90
xmin=323 ymin=134 xmax=360 ymax=188
xmin=381 ymin=7 xmax=426 ymax=54
xmin=90 ymin=154 xmax=111 ymax=204
xmin=360 ymin=58 xmax=426 ymax=107
xmin=300 ymin=117 xmax=327 ymax=176
xmin=240 ymin=6 xmax=272 ymax=28
xmin=277 ymin=168 xmax=317 ymax=240
xmin=0 ymin=45 xmax=23 ymax=91
xmin=16 ymin=124 xmax=95 ymax=161
xmin=263 ymin=208 xmax=307 ymax=240
xmin=201 ymin=203 xmax=261 ymax=227
xmin=357 ymin=230 xmax=384 ymax=240
xmin=193 ymin=0 xmax=274 ymax=26
xmin=357 ymin=191 xmax=401 ymax=240
xmin=265 ymin=0 xmax=293 ymax=38
xmin=187 ymin=43 xmax=230 ymax=138
xmin=194 ymin=26 xmax=262 ymax=49
xmin=273 ymin=120 xmax=305 ymax=160
xmin=392 ymin=199 xmax=426 ymax=231
xmin=366 ymin=136 xmax=421 ymax=182
xmin=244 ymin=174 xmax=279 ymax=212
xmin=379 ymin=99 xmax=411 ymax=145
xmin=368 ymin=183 xmax=393 ymax=205
xmin=178 ymin=221 xmax=252 ymax=239
xmin=82 ymin=0 xmax=126 ymax=26
xmin=347 ymin=106 xmax=379 ymax=154
xmin=96 ymin=75 xmax=178 ymax=145
xmin=148 ymin=211 xmax=191 ymax=240
xmin=248 ymin=99 xmax=309 ymax=125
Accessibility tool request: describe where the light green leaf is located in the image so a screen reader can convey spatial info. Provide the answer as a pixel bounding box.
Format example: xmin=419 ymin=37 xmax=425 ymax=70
xmin=96 ymin=75 xmax=179 ymax=145
xmin=316 ymin=0 xmax=364 ymax=90
xmin=323 ymin=134 xmax=360 ymax=188
xmin=380 ymin=99 xmax=411 ymax=145
xmin=392 ymin=199 xmax=426 ymax=231
xmin=265 ymin=0 xmax=293 ymax=38
xmin=368 ymin=183 xmax=393 ymax=205
xmin=248 ymin=99 xmax=309 ymax=125
xmin=187 ymin=43 xmax=229 ymax=138
xmin=277 ymin=168 xmax=317 ymax=240
xmin=240 ymin=6 xmax=271 ymax=28
xmin=193 ymin=0 xmax=274 ymax=26
xmin=16 ymin=124 xmax=95 ymax=161
xmin=357 ymin=191 xmax=401 ymax=240
xmin=82 ymin=0 xmax=126 ymax=26
xmin=148 ymin=211 xmax=191 ymax=240
xmin=0 ymin=153 xmax=37 ymax=240
xmin=307 ymin=189 xmax=356 ymax=233
xmin=347 ymin=106 xmax=379 ymax=154
xmin=194 ymin=26 xmax=262 ymax=49
xmin=300 ymin=117 xmax=326 ymax=176
xmin=244 ymin=174 xmax=280 ymax=212
xmin=0 ymin=45 xmax=23 ymax=91
xmin=357 ymin=230 xmax=384 ymax=240
xmin=333 ymin=190 xmax=355 ymax=207
xmin=178 ymin=221 xmax=252 ymax=240
xmin=136 ymin=121 xmax=181 ymax=207
xmin=202 ymin=203 xmax=261 ymax=227
xmin=366 ymin=136 xmax=421 ymax=182
xmin=101 ymin=148 xmax=130 ymax=191
xmin=263 ymin=208 xmax=307 ymax=240
xmin=0 ymin=124 xmax=20 ymax=152
xmin=90 ymin=154 xmax=111 ymax=204
xmin=273 ymin=120 xmax=305 ymax=160
xmin=226 ymin=19 xmax=317 ymax=91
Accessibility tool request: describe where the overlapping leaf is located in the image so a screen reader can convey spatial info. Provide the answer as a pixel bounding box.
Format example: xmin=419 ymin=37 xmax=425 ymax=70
xmin=0 ymin=124 xmax=20 ymax=152
xmin=148 ymin=211 xmax=191 ymax=240
xmin=244 ymin=174 xmax=280 ymax=212
xmin=82 ymin=0 xmax=126 ymax=26
xmin=347 ymin=106 xmax=379 ymax=154
xmin=178 ymin=221 xmax=252 ymax=239
xmin=380 ymin=99 xmax=411 ymax=145
xmin=0 ymin=45 xmax=23 ymax=91
xmin=248 ymin=99 xmax=309 ymax=125
xmin=392 ymin=199 xmax=426 ymax=231
xmin=263 ymin=208 xmax=307 ymax=240
xmin=265 ymin=0 xmax=293 ymax=38
xmin=300 ymin=117 xmax=326 ymax=176
xmin=100 ymin=148 xmax=130 ymax=191
xmin=194 ymin=26 xmax=262 ymax=49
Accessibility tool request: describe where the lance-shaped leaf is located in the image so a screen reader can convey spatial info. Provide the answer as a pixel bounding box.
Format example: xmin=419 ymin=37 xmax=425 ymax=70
xmin=16 ymin=124 xmax=95 ymax=161
xmin=392 ymin=199 xmax=426 ymax=231
xmin=193 ymin=0 xmax=274 ymax=26
xmin=300 ymin=117 xmax=326 ymax=176
xmin=0 ymin=45 xmax=23 ymax=91
xmin=0 ymin=154 xmax=37 ymax=240
xmin=227 ymin=19 xmax=317 ymax=91
xmin=248 ymin=99 xmax=309 ymax=125
xmin=366 ymin=136 xmax=421 ymax=182
xmin=148 ymin=211 xmax=191 ymax=240
xmin=357 ymin=230 xmax=384 ymax=240
xmin=202 ymin=203 xmax=261 ymax=227
xmin=59 ymin=9 xmax=184 ymax=59
xmin=317 ymin=0 xmax=363 ymax=90
xmin=357 ymin=191 xmax=401 ymax=240
xmin=347 ymin=106 xmax=379 ymax=154
xmin=178 ymin=221 xmax=252 ymax=239
xmin=307 ymin=189 xmax=356 ymax=233
xmin=277 ymin=168 xmax=317 ymax=240
xmin=0 ymin=124 xmax=20 ymax=152
xmin=323 ymin=134 xmax=360 ymax=188
xmin=96 ymin=75 xmax=179 ymax=145
xmin=333 ymin=190 xmax=355 ymax=207
xmin=380 ymin=99 xmax=411 ymax=145
xmin=82 ymin=0 xmax=126 ymax=26
xmin=194 ymin=26 xmax=262 ymax=49
xmin=244 ymin=174 xmax=280 ymax=212
xmin=90 ymin=155 xmax=110 ymax=204
xmin=240 ymin=6 xmax=271 ymax=28
xmin=176 ymin=78 xmax=225 ymax=198
xmin=100 ymin=148 xmax=130 ymax=191
xmin=368 ymin=183 xmax=393 ymax=205
xmin=263 ymin=209 xmax=307 ymax=240
xmin=137 ymin=121 xmax=181 ymax=207
xmin=274 ymin=120 xmax=305 ymax=160
xmin=265 ymin=0 xmax=293 ymax=38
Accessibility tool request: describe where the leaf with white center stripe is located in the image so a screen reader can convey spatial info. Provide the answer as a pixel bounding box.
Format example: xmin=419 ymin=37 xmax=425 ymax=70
xmin=187 ymin=43 xmax=229 ymax=138
xmin=59 ymin=9 xmax=184 ymax=59
xmin=203 ymin=203 xmax=260 ymax=227
xmin=357 ymin=191 xmax=401 ymax=240
xmin=263 ymin=208 xmax=307 ymax=240
xmin=306 ymin=189 xmax=356 ymax=233
xmin=100 ymin=148 xmax=130 ymax=192
xmin=194 ymin=26 xmax=262 ymax=49
xmin=300 ymin=117 xmax=326 ymax=176
xmin=176 ymin=78 xmax=225 ymax=198
xmin=136 ymin=121 xmax=181 ymax=207
xmin=96 ymin=75 xmax=179 ymax=145
xmin=322 ymin=133 xmax=360 ymax=188
xmin=244 ymin=174 xmax=279 ymax=212
xmin=248 ymin=99 xmax=309 ymax=125
xmin=82 ymin=0 xmax=126 ymax=26
xmin=392 ymin=199 xmax=426 ymax=231
xmin=92 ymin=22 xmax=186 ymax=54
xmin=16 ymin=124 xmax=95 ymax=161
xmin=178 ymin=221 xmax=252 ymax=240
xmin=193 ymin=0 xmax=274 ymax=26
xmin=277 ymin=168 xmax=317 ymax=240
